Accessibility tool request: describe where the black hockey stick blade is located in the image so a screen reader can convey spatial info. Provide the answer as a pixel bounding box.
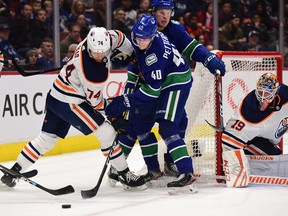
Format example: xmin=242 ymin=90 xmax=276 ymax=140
xmin=10 ymin=58 xmax=61 ymax=77
xmin=0 ymin=164 xmax=75 ymax=196
xmin=205 ymin=119 xmax=224 ymax=132
xmin=81 ymin=162 xmax=108 ymax=199
xmin=81 ymin=132 xmax=120 ymax=199
xmin=0 ymin=168 xmax=38 ymax=178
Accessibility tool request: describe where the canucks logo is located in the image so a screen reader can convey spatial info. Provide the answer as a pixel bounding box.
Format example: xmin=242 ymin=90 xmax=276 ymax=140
xmin=275 ymin=117 xmax=288 ymax=138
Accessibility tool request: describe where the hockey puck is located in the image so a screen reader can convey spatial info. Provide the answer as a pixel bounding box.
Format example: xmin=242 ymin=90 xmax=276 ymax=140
xmin=62 ymin=204 xmax=71 ymax=209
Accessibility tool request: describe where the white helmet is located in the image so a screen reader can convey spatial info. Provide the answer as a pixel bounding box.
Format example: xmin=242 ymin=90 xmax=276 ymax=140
xmin=87 ymin=27 xmax=111 ymax=53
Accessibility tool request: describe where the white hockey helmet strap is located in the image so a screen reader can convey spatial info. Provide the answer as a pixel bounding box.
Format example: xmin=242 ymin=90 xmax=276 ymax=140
xmin=87 ymin=27 xmax=111 ymax=54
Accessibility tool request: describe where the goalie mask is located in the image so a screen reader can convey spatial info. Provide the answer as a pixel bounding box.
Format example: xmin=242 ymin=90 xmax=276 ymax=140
xmin=255 ymin=73 xmax=280 ymax=111
xmin=87 ymin=27 xmax=111 ymax=54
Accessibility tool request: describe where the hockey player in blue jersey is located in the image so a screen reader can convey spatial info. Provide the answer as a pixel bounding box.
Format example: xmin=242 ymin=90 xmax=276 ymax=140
xmin=106 ymin=14 xmax=222 ymax=193
xmin=107 ymin=0 xmax=226 ymax=186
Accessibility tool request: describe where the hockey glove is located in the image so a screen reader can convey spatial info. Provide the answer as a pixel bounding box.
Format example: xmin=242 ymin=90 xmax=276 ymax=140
xmin=203 ymin=52 xmax=226 ymax=76
xmin=105 ymin=94 xmax=135 ymax=118
xmin=108 ymin=116 xmax=129 ymax=134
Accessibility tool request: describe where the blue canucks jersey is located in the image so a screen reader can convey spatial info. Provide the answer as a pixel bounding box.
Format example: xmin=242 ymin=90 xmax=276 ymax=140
xmin=161 ymin=20 xmax=209 ymax=63
xmin=131 ymin=31 xmax=192 ymax=103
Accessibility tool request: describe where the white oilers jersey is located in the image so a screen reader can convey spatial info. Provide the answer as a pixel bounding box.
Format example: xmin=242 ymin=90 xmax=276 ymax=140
xmin=223 ymin=85 xmax=288 ymax=146
xmin=50 ymin=30 xmax=133 ymax=109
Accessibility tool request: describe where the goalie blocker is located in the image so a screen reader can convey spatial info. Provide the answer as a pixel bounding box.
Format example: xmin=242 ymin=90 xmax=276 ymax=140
xmin=222 ymin=149 xmax=288 ymax=187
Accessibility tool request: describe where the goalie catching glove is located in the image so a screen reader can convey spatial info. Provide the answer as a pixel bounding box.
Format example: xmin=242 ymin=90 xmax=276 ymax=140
xmin=203 ymin=52 xmax=226 ymax=76
xmin=106 ymin=94 xmax=135 ymax=118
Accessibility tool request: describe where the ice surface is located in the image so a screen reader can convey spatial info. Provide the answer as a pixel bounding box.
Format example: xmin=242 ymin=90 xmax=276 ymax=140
xmin=1 ymin=139 xmax=288 ymax=216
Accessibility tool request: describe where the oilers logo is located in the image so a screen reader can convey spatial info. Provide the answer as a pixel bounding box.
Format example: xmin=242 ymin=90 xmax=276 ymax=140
xmin=275 ymin=117 xmax=288 ymax=138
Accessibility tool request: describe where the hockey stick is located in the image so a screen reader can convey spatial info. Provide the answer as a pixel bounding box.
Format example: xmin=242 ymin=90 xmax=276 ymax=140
xmin=81 ymin=75 xmax=141 ymax=199
xmin=205 ymin=70 xmax=224 ymax=132
xmin=81 ymin=131 xmax=121 ymax=199
xmin=10 ymin=58 xmax=61 ymax=77
xmin=0 ymin=164 xmax=75 ymax=196
xmin=0 ymin=168 xmax=38 ymax=179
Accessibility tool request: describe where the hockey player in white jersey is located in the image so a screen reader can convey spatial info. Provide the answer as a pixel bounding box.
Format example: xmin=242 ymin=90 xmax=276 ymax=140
xmin=0 ymin=27 xmax=146 ymax=190
xmin=222 ymin=73 xmax=288 ymax=179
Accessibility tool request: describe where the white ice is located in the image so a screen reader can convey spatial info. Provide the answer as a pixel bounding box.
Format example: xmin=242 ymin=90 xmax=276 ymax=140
xmin=1 ymin=141 xmax=288 ymax=216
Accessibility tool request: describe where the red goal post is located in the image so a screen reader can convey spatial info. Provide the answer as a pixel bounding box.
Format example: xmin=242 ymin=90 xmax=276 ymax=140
xmin=185 ymin=51 xmax=282 ymax=180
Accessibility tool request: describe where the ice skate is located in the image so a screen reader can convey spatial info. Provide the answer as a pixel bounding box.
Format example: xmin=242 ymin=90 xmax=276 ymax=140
xmin=167 ymin=173 xmax=198 ymax=195
xmin=142 ymin=169 xmax=167 ymax=187
xmin=118 ymin=168 xmax=147 ymax=190
xmin=107 ymin=165 xmax=119 ymax=187
xmin=0 ymin=163 xmax=22 ymax=188
xmin=163 ymin=162 xmax=179 ymax=177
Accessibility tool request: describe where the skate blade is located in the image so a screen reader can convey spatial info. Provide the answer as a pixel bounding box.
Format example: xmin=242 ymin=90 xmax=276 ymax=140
xmin=107 ymin=178 xmax=118 ymax=188
xmin=168 ymin=184 xmax=198 ymax=195
xmin=122 ymin=184 xmax=147 ymax=191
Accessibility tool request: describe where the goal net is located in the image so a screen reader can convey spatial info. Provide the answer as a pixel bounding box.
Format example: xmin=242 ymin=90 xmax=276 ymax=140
xmin=185 ymin=51 xmax=282 ymax=181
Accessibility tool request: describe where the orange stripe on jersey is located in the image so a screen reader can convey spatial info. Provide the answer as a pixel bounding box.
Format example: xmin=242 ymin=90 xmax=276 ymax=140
xmin=245 ymin=145 xmax=263 ymax=155
xmin=103 ymin=145 xmax=121 ymax=157
xmin=95 ymin=100 xmax=104 ymax=110
xmin=24 ymin=146 xmax=39 ymax=160
xmin=222 ymin=134 xmax=245 ymax=148
xmin=55 ymin=79 xmax=77 ymax=93
xmin=72 ymin=104 xmax=97 ymax=130
xmin=115 ymin=30 xmax=124 ymax=47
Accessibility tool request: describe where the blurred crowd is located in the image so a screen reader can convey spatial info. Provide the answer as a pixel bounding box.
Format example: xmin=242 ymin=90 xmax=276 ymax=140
xmin=0 ymin=0 xmax=287 ymax=71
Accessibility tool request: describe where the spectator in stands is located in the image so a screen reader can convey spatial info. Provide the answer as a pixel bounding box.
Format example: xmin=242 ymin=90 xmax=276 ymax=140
xmin=197 ymin=1 xmax=213 ymax=45
xmin=37 ymin=37 xmax=54 ymax=70
xmin=31 ymin=0 xmax=42 ymax=20
xmin=112 ymin=8 xmax=131 ymax=38
xmin=137 ymin=0 xmax=150 ymax=14
xmin=239 ymin=30 xmax=263 ymax=51
xmin=220 ymin=14 xmax=246 ymax=50
xmin=23 ymin=49 xmax=41 ymax=70
xmin=93 ymin=0 xmax=106 ymax=27
xmin=218 ymin=1 xmax=234 ymax=27
xmin=0 ymin=23 xmax=20 ymax=61
xmin=75 ymin=14 xmax=91 ymax=40
xmin=33 ymin=9 xmax=53 ymax=48
xmin=10 ymin=2 xmax=35 ymax=57
xmin=58 ymin=0 xmax=70 ymax=39
xmin=61 ymin=43 xmax=77 ymax=66
xmin=184 ymin=12 xmax=203 ymax=38
xmin=60 ymin=23 xmax=81 ymax=59
xmin=69 ymin=0 xmax=94 ymax=26
xmin=117 ymin=0 xmax=137 ymax=30
xmin=43 ymin=0 xmax=53 ymax=23
xmin=242 ymin=12 xmax=270 ymax=44
xmin=173 ymin=0 xmax=195 ymax=21
xmin=0 ymin=23 xmax=20 ymax=70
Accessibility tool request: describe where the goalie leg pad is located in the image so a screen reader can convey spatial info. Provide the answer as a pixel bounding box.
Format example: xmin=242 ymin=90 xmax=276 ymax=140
xmin=222 ymin=149 xmax=250 ymax=187
xmin=248 ymin=154 xmax=288 ymax=177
